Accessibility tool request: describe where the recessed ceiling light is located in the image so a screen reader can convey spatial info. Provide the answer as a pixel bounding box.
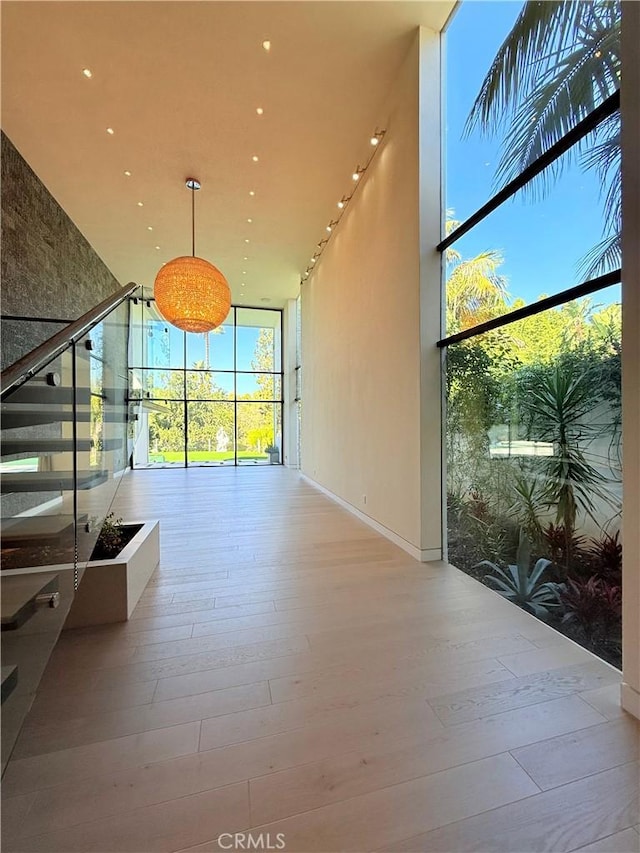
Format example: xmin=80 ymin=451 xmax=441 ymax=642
xmin=241 ymin=283 xmax=245 ymax=287
xmin=352 ymin=169 xmax=361 ymax=181
xmin=252 ymin=155 xmax=259 ymax=162
xmin=249 ymin=191 xmax=255 ymax=197
xmin=106 ymin=127 xmax=115 ymax=135
xmin=82 ymin=68 xmax=93 ymax=78
xmin=256 ymin=108 xmax=264 ymax=115
xmin=124 ymin=170 xmax=132 ymax=177
xmin=247 ymin=218 xmax=252 ymax=223
xmin=155 ymin=246 xmax=160 ymax=250
xmin=137 ymin=201 xmax=144 ymax=207
xmin=262 ymin=40 xmax=271 ymax=52
xmin=310 ymin=257 xmax=316 ymax=263
xmin=147 ymin=226 xmax=153 ymax=231
xmin=242 ymin=271 xmax=247 ymax=274
xmin=245 ymin=239 xmax=250 ymax=243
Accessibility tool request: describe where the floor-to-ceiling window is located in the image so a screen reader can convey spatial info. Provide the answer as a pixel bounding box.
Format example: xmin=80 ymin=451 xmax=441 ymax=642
xmin=442 ymin=1 xmax=622 ymax=667
xmin=129 ymin=300 xmax=283 ymax=467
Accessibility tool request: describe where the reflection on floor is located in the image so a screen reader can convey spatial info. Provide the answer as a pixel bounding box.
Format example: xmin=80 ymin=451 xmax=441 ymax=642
xmin=1 ymin=467 xmax=638 ymax=853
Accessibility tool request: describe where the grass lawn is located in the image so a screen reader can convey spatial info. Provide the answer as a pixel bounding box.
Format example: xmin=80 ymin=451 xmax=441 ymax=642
xmin=150 ymin=450 xmax=267 ymax=462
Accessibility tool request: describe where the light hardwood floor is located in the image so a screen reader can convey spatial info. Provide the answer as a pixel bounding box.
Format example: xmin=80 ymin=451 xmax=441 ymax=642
xmin=1 ymin=467 xmax=638 ymax=852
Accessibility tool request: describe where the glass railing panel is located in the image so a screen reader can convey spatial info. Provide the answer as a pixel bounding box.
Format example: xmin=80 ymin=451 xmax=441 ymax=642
xmin=445 ymin=287 xmax=622 ymax=667
xmin=1 ymin=347 xmax=78 ymax=570
xmin=0 ymin=318 xmax=68 ymax=372
xmin=75 ymin=299 xmax=131 ymax=563
xmin=0 ymin=346 xmax=78 ymax=770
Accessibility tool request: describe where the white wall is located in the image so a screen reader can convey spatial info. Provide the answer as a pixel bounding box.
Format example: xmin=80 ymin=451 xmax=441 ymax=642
xmin=282 ymin=298 xmax=299 ymax=469
xmin=621 ymin=0 xmax=640 ymax=720
xmin=301 ymin=29 xmax=442 ymax=560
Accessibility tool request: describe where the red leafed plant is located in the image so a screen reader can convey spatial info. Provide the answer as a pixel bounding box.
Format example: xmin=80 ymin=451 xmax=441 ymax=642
xmin=543 ymin=522 xmax=586 ymax=578
xmin=560 ymin=576 xmax=622 ymax=641
xmin=584 ymin=531 xmax=622 ymax=582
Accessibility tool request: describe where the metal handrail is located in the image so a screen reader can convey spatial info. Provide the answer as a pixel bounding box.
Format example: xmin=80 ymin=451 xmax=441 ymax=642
xmin=1 ymin=282 xmax=140 ymax=400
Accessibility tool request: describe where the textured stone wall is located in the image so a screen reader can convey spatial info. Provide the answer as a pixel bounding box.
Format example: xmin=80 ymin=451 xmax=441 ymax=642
xmin=1 ymin=132 xmax=121 ymax=368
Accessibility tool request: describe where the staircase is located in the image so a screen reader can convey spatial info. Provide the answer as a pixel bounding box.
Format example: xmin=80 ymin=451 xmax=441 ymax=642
xmin=0 ymin=283 xmax=139 ymax=772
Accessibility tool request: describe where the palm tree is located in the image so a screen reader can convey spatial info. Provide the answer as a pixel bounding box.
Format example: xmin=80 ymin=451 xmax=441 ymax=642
xmin=445 ymin=216 xmax=509 ymax=332
xmin=465 ymin=1 xmax=621 ymax=278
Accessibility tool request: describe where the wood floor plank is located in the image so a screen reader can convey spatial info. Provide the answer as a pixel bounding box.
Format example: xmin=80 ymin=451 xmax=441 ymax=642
xmin=13 ymin=681 xmax=271 ymax=759
xmin=267 ymin=636 xmax=533 ymax=707
xmin=36 ymin=634 xmax=312 ymax=694
xmin=428 ymin=660 xmax=620 ymax=726
xmin=130 ymin=600 xmax=277 ymax=623
xmin=497 ymin=642 xmax=597 ymax=677
xmin=580 ymin=684 xmax=629 ymax=721
xmin=179 ymin=754 xmax=539 ymax=853
xmin=573 ymin=828 xmax=640 ymax=852
xmin=58 ymin=623 xmax=193 ymax=649
xmin=0 ymin=793 xmax=37 ymax=840
xmin=3 ymin=782 xmax=249 ymax=853
xmin=511 ymin=717 xmax=639 ymax=790
xmin=199 ymin=686 xmax=444 ymax=752
xmin=25 ymin=679 xmax=158 ymax=725
xmin=1 ymin=721 xmax=201 ymax=798
xmin=383 ymin=762 xmax=638 ymax=853
xmin=248 ymin=694 xmax=605 ymax=826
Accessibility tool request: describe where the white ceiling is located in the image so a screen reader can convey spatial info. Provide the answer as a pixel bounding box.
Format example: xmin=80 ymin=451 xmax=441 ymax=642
xmin=1 ymin=1 xmax=455 ymax=308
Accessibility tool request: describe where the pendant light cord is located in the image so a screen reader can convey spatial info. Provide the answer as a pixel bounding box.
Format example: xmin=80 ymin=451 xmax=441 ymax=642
xmin=191 ymin=184 xmax=196 ymax=257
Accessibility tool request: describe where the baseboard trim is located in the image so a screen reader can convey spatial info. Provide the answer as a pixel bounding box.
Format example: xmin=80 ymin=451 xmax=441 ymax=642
xmin=301 ymin=474 xmax=441 ymax=563
xmin=621 ymin=682 xmax=640 ymax=719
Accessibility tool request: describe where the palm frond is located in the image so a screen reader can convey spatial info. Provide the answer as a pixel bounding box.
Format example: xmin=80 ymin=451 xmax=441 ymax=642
xmin=493 ymin=24 xmax=618 ymax=189
xmin=578 ymin=233 xmax=621 ymax=279
xmin=465 ymin=2 xmax=588 ymax=135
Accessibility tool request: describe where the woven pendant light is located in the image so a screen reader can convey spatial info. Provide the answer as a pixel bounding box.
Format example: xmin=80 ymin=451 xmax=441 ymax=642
xmin=154 ymin=179 xmax=231 ymax=333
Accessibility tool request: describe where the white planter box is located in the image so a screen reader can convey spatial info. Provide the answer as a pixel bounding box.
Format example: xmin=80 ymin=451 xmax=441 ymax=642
xmin=64 ymin=520 xmax=160 ymax=629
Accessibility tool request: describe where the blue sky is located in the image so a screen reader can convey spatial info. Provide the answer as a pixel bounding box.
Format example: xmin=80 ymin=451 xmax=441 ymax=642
xmin=144 ymin=318 xmax=276 ymax=377
xmin=444 ymin=0 xmax=620 ymax=308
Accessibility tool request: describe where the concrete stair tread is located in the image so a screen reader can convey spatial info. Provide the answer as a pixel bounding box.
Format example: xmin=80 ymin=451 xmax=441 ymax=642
xmin=1 ymin=514 xmax=76 ymax=543
xmin=1 ymin=470 xmax=109 ymax=493
xmin=1 ymin=437 xmax=124 ymax=457
xmin=1 ymin=573 xmax=58 ymax=631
